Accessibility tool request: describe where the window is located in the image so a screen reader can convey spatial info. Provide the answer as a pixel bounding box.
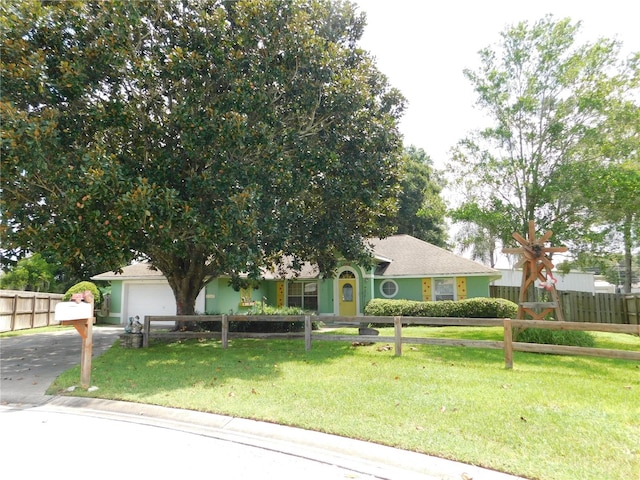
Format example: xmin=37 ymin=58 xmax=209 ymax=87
xmin=239 ymin=287 xmax=254 ymax=306
xmin=434 ymin=278 xmax=455 ymax=301
xmin=342 ymin=283 xmax=353 ymax=301
xmin=287 ymin=281 xmax=318 ymax=311
xmin=380 ymin=280 xmax=398 ymax=298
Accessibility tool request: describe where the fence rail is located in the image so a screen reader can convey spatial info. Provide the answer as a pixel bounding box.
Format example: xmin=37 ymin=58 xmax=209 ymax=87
xmin=490 ymin=286 xmax=639 ymax=324
xmin=0 ymin=290 xmax=64 ymax=332
xmin=143 ymin=314 xmax=640 ymax=368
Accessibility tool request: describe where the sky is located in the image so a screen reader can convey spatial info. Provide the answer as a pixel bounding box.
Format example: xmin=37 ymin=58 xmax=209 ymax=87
xmin=356 ymin=0 xmax=640 ymax=170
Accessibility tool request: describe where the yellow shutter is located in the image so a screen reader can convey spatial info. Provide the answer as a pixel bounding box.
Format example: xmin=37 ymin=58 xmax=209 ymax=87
xmin=422 ymin=278 xmax=432 ymax=301
xmin=276 ymin=281 xmax=285 ymax=308
xmin=456 ymin=277 xmax=467 ymax=300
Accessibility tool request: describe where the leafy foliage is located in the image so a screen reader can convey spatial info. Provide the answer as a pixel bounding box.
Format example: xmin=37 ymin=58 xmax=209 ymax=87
xmin=1 ymin=0 xmax=405 ymax=316
xmin=0 ymin=253 xmax=55 ymax=291
xmin=515 ymin=328 xmax=595 ymax=348
xmin=447 ymin=15 xmax=639 ymax=263
xmin=195 ymin=303 xmax=317 ymax=333
xmin=364 ymin=297 xmax=518 ymax=319
xmin=393 ymin=146 xmax=448 ymax=246
xmin=62 ymin=280 xmax=102 ymax=306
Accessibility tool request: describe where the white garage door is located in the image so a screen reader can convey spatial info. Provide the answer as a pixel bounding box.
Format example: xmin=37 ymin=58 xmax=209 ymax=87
xmin=123 ymin=282 xmax=205 ymax=324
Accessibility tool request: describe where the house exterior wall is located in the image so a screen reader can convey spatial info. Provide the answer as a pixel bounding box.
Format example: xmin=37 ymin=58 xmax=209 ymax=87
xmin=318 ymin=278 xmax=334 ymax=314
xmin=98 ymin=273 xmax=496 ymax=323
xmin=99 ymin=280 xmax=123 ymax=324
xmin=204 ymin=278 xmax=270 ymax=314
xmin=465 ymin=276 xmax=492 ymax=298
xmin=373 ymin=277 xmax=422 ymax=302
xmin=370 ymin=275 xmax=492 ymax=305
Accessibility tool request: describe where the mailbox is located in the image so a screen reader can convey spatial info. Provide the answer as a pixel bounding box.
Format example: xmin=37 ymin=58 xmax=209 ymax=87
xmin=55 ymin=301 xmax=94 ymax=322
xmin=53 ymin=294 xmax=96 ymax=388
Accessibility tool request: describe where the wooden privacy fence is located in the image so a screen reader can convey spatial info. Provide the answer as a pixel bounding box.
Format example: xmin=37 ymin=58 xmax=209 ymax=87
xmin=0 ymin=290 xmax=64 ymax=332
xmin=491 ymin=286 xmax=640 ymax=324
xmin=143 ymin=314 xmax=640 ymax=368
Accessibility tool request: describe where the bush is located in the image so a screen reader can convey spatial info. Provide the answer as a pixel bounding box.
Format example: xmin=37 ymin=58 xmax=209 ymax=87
xmin=515 ymin=328 xmax=595 ymax=348
xmin=364 ymin=297 xmax=518 ymax=319
xmin=196 ymin=303 xmax=319 ymax=333
xmin=62 ymin=281 xmax=102 ymax=306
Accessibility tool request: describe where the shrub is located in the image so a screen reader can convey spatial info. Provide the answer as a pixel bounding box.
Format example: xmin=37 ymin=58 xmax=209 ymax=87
xmin=515 ymin=328 xmax=595 ymax=348
xmin=62 ymin=281 xmax=102 ymax=306
xmin=196 ymin=303 xmax=319 ymax=333
xmin=364 ymin=297 xmax=518 ymax=319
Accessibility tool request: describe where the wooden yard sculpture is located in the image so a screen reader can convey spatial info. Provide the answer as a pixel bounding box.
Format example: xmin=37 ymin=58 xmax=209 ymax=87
xmin=502 ymin=220 xmax=567 ymax=321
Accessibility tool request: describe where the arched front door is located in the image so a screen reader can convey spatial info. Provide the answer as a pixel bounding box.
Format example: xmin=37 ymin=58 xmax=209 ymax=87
xmin=338 ymin=270 xmax=357 ymax=316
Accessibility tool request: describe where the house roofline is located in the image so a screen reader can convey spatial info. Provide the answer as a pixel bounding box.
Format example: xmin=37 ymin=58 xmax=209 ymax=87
xmin=367 ymin=272 xmax=502 ymax=280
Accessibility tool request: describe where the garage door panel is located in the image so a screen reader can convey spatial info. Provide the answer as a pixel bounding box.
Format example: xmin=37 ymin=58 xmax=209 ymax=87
xmin=124 ymin=282 xmax=205 ymax=325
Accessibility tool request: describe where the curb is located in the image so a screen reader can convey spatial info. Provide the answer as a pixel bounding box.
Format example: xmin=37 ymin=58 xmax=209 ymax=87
xmin=3 ymin=396 xmax=526 ymax=480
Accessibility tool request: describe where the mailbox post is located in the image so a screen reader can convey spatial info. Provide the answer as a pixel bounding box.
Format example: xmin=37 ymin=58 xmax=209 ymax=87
xmin=54 ymin=291 xmax=95 ymax=389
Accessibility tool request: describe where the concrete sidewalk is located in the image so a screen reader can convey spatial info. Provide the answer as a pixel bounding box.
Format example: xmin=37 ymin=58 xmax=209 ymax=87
xmin=0 ymin=328 xmax=526 ymax=480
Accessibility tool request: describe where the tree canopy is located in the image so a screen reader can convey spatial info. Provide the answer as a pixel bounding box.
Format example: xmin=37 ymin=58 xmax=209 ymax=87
xmin=393 ymin=146 xmax=447 ymax=247
xmin=0 ymin=253 xmax=54 ymax=292
xmin=447 ymin=15 xmax=639 ymax=275
xmin=1 ymin=0 xmax=405 ymax=313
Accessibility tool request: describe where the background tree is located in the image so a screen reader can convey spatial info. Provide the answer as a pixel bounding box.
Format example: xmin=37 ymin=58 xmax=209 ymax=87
xmin=1 ymin=0 xmax=405 ymax=318
xmin=393 ymin=146 xmax=447 ymax=247
xmin=0 ymin=253 xmax=54 ymax=292
xmin=562 ymin=87 xmax=640 ymax=292
xmin=449 ymin=201 xmax=511 ymax=267
xmin=447 ymin=16 xmax=637 ymax=263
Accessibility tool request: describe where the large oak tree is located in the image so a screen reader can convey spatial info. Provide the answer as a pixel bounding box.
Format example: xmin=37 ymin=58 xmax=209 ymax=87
xmin=1 ymin=0 xmax=405 ymax=315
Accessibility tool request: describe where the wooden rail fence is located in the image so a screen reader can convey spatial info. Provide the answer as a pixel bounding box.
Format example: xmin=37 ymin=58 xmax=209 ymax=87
xmin=491 ymin=286 xmax=640 ymax=324
xmin=143 ymin=314 xmax=640 ymax=368
xmin=0 ymin=290 xmax=64 ymax=332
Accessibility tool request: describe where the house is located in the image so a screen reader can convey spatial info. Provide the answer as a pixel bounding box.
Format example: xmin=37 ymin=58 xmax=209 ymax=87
xmin=493 ymin=268 xmax=598 ymax=293
xmin=92 ymin=234 xmax=500 ymax=324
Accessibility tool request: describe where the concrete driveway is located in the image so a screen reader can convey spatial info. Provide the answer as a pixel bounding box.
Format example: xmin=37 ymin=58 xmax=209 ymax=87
xmin=1 ymin=325 xmax=121 ymax=403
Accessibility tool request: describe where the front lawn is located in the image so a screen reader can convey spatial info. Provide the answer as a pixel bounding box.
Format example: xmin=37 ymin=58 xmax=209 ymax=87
xmin=49 ymin=327 xmax=640 ymax=480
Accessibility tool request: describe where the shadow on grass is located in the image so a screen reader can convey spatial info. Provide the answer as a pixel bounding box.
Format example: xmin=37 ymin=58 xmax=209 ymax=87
xmin=51 ymin=329 xmax=638 ymax=401
xmin=51 ymin=337 xmax=359 ymax=399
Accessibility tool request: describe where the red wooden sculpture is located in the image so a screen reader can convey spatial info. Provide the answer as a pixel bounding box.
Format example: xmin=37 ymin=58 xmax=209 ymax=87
xmin=502 ymin=220 xmax=567 ymax=321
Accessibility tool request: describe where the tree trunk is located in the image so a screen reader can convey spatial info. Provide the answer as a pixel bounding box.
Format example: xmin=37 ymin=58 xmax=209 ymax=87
xmin=162 ymin=254 xmax=208 ymax=331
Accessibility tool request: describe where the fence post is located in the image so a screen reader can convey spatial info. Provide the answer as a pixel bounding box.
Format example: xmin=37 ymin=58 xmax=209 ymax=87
xmin=394 ymin=316 xmax=402 ymax=357
xmin=47 ymin=295 xmax=52 ymax=326
xmin=143 ymin=316 xmax=150 ymax=348
xmin=504 ymin=318 xmax=513 ymax=369
xmin=10 ymin=294 xmax=18 ymax=331
xmin=221 ymin=314 xmax=229 ymax=348
xmin=304 ymin=315 xmax=311 ymax=351
xmin=30 ymin=295 xmax=36 ymax=328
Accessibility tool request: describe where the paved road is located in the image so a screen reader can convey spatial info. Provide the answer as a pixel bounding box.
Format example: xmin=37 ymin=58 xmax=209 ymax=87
xmin=1 ymin=326 xmax=121 ymax=402
xmin=0 ymin=327 xmax=525 ymax=480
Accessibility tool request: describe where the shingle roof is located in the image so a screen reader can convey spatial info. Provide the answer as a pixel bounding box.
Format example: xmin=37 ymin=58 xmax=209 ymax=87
xmin=91 ymin=235 xmax=499 ymax=280
xmin=91 ymin=262 xmax=163 ymax=281
xmin=368 ymin=235 xmax=499 ymax=277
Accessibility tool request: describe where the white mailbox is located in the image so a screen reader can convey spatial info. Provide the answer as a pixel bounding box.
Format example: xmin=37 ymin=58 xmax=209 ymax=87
xmin=55 ymin=301 xmax=93 ymax=322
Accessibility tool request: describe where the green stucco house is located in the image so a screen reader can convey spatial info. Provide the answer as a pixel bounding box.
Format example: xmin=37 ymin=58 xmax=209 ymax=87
xmin=92 ymin=234 xmax=500 ymax=324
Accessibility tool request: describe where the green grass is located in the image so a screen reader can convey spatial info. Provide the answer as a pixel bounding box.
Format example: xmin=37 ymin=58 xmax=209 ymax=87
xmin=0 ymin=324 xmax=119 ymax=338
xmin=48 ymin=327 xmax=640 ymax=480
xmin=0 ymin=325 xmax=74 ymax=337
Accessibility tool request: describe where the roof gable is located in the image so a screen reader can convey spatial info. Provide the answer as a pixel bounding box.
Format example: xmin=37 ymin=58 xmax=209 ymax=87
xmin=368 ymin=235 xmax=498 ymax=277
xmin=91 ymin=262 xmax=163 ymax=281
